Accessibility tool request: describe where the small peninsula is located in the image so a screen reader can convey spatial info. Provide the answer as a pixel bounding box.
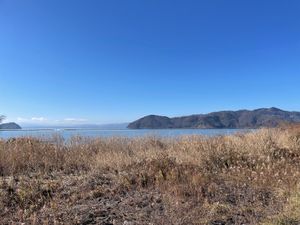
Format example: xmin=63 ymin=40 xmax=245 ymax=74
xmin=0 ymin=122 xmax=22 ymax=130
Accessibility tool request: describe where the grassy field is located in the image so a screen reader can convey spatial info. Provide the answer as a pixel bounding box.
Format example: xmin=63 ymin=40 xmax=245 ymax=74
xmin=1 ymin=126 xmax=300 ymax=224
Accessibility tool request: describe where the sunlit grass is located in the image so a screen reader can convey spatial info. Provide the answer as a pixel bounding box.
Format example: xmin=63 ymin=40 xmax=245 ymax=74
xmin=1 ymin=126 xmax=300 ymax=224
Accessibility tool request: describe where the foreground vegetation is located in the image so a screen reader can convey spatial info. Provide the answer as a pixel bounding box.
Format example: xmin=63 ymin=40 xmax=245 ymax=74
xmin=1 ymin=126 xmax=300 ymax=224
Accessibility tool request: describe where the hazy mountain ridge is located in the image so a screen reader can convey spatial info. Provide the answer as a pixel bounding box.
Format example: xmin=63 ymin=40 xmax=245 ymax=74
xmin=20 ymin=123 xmax=129 ymax=130
xmin=128 ymin=107 xmax=300 ymax=129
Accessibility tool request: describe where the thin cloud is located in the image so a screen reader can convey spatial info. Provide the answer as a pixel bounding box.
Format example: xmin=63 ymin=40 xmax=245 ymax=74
xmin=64 ymin=118 xmax=88 ymax=122
xmin=16 ymin=117 xmax=88 ymax=124
xmin=17 ymin=117 xmax=48 ymax=123
xmin=31 ymin=117 xmax=48 ymax=121
xmin=17 ymin=117 xmax=28 ymax=122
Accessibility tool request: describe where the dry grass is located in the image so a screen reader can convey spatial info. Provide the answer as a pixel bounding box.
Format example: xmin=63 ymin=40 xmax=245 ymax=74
xmin=1 ymin=127 xmax=300 ymax=224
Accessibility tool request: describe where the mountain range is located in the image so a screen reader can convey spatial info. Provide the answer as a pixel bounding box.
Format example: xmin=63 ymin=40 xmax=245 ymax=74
xmin=127 ymin=107 xmax=300 ymax=129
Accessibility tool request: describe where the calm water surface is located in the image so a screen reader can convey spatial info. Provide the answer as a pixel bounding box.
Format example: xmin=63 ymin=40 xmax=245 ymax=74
xmin=0 ymin=128 xmax=251 ymax=140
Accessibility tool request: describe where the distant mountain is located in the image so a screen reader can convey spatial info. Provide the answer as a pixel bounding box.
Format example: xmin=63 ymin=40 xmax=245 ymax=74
xmin=94 ymin=123 xmax=129 ymax=129
xmin=65 ymin=123 xmax=129 ymax=129
xmin=0 ymin=122 xmax=22 ymax=130
xmin=21 ymin=123 xmax=129 ymax=130
xmin=128 ymin=108 xmax=300 ymax=129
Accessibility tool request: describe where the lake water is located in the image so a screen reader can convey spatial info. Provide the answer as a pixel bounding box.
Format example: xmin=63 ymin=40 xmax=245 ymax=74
xmin=0 ymin=128 xmax=251 ymax=140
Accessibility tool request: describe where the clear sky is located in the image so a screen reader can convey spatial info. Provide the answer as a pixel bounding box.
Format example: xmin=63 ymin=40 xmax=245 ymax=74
xmin=1 ymin=0 xmax=300 ymax=125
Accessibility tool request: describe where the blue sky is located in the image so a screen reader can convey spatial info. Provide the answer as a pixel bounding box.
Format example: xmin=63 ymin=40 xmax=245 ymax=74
xmin=1 ymin=0 xmax=300 ymax=125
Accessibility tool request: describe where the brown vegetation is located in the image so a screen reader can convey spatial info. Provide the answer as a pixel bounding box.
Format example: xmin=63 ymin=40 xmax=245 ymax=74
xmin=1 ymin=127 xmax=300 ymax=224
